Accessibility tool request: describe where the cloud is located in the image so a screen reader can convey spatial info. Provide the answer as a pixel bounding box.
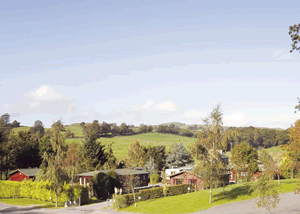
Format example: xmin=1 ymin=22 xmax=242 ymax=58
xmin=142 ymin=100 xmax=154 ymax=109
xmin=26 ymin=85 xmax=63 ymax=101
xmin=272 ymin=50 xmax=294 ymax=61
xmin=19 ymin=85 xmax=76 ymax=115
xmin=223 ymin=112 xmax=248 ymax=126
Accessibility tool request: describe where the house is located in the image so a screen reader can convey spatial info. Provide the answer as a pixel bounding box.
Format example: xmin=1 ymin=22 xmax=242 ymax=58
xmin=75 ymin=167 xmax=150 ymax=188
xmin=169 ymin=171 xmax=204 ymax=190
xmin=228 ymin=164 xmax=271 ymax=183
xmin=165 ymin=165 xmax=194 ymax=180
xmin=9 ymin=168 xmax=40 ymax=182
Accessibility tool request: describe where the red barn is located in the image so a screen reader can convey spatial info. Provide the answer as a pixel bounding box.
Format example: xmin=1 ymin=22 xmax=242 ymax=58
xmin=9 ymin=168 xmax=40 ymax=182
xmin=169 ymin=171 xmax=203 ymax=190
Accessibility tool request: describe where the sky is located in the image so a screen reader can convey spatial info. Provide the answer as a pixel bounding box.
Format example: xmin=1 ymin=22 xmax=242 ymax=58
xmin=1 ymin=0 xmax=300 ymax=129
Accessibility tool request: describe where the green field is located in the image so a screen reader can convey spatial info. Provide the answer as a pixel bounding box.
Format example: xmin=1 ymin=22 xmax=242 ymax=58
xmin=122 ymin=179 xmax=298 ymax=214
xmin=66 ymin=133 xmax=197 ymax=160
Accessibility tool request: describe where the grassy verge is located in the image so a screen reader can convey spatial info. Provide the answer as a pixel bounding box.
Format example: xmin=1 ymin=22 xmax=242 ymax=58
xmin=121 ymin=179 xmax=298 ymax=214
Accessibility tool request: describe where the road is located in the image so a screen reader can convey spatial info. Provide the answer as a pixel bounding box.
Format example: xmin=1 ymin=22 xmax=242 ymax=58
xmin=1 ymin=192 xmax=300 ymax=214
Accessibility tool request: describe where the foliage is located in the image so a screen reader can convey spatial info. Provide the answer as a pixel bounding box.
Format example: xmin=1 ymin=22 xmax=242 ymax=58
xmin=29 ymin=120 xmax=45 ymax=137
xmin=126 ymin=140 xmax=147 ymax=167
xmin=150 ymin=173 xmax=160 ymax=184
xmin=230 ymin=142 xmax=259 ymax=184
xmin=145 ymin=156 xmax=158 ymax=174
xmin=289 ymin=24 xmax=300 ymax=53
xmin=166 ymin=142 xmax=192 ymax=168
xmin=102 ymin=142 xmax=117 ymax=170
xmin=113 ymin=193 xmax=127 ymax=209
xmin=82 ymin=123 xmax=107 ymax=171
xmin=121 ymin=173 xmax=141 ymax=207
xmin=251 ymin=174 xmax=280 ymax=213
xmin=64 ymin=142 xmax=81 ymax=184
xmin=192 ymin=104 xmax=234 ymax=203
xmin=0 ymin=180 xmax=89 ymax=204
xmin=92 ymin=172 xmax=110 ymax=200
xmin=259 ymin=150 xmax=276 ymax=180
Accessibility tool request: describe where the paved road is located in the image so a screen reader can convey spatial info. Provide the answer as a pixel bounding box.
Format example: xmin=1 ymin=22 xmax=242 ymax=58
xmin=1 ymin=192 xmax=300 ymax=214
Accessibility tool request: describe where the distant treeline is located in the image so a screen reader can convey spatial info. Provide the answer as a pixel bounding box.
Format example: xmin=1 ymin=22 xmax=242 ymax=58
xmin=225 ymin=126 xmax=290 ymax=151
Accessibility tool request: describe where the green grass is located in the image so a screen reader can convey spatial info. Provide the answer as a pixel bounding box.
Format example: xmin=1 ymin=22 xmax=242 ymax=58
xmin=65 ymin=124 xmax=84 ymax=137
xmin=0 ymin=198 xmax=63 ymax=208
xmin=226 ymin=145 xmax=284 ymax=159
xmin=65 ymin=133 xmax=197 ymax=160
xmin=122 ymin=179 xmax=298 ymax=214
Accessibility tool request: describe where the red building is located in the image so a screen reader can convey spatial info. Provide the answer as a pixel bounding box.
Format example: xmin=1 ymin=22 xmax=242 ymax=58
xmin=228 ymin=170 xmax=264 ymax=183
xmin=169 ymin=171 xmax=203 ymax=190
xmin=9 ymin=168 xmax=40 ymax=182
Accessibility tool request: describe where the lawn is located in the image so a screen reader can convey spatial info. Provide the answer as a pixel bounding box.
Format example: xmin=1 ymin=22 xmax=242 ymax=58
xmin=122 ymin=179 xmax=298 ymax=214
xmin=0 ymin=198 xmax=63 ymax=209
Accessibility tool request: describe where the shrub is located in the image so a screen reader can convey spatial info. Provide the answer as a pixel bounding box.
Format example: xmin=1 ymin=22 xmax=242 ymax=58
xmin=113 ymin=194 xmax=127 ymax=209
xmin=116 ymin=184 xmax=195 ymax=208
xmin=150 ymin=174 xmax=160 ymax=184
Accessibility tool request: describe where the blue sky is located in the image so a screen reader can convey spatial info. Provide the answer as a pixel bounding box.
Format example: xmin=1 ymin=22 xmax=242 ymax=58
xmin=1 ymin=0 xmax=299 ymax=128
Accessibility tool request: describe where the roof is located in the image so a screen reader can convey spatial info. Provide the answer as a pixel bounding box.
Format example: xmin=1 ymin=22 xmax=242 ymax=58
xmin=9 ymin=168 xmax=40 ymax=177
xmin=169 ymin=171 xmax=201 ymax=179
xmin=75 ymin=168 xmax=150 ymax=177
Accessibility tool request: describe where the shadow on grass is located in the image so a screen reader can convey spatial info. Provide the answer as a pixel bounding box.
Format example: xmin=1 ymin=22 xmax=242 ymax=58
xmin=213 ymin=184 xmax=254 ymax=203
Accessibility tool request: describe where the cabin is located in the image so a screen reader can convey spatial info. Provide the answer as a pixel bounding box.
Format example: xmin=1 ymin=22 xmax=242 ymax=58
xmin=75 ymin=168 xmax=150 ymax=188
xmin=165 ymin=165 xmax=194 ymax=180
xmin=9 ymin=168 xmax=40 ymax=182
xmin=169 ymin=171 xmax=204 ymax=190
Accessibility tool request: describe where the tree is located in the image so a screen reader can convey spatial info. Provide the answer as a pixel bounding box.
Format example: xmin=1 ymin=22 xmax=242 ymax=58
xmin=102 ymin=142 xmax=117 ymax=170
xmin=0 ymin=113 xmax=10 ymax=127
xmin=64 ymin=142 xmax=81 ymax=184
xmin=289 ymin=23 xmax=300 ymax=53
xmin=144 ymin=156 xmax=158 ymax=174
xmin=119 ymin=123 xmax=129 ymax=135
xmin=144 ymin=145 xmax=166 ymax=171
xmin=100 ymin=121 xmax=111 ymax=136
xmin=281 ymin=119 xmax=300 ymax=178
xmin=192 ymin=104 xmax=236 ymax=203
xmin=11 ymin=120 xmax=20 ymax=128
xmin=251 ymin=174 xmax=280 ymax=214
xmin=121 ymin=174 xmax=140 ymax=207
xmin=259 ymin=150 xmax=276 ymax=181
xmin=82 ymin=123 xmax=107 ymax=171
xmin=166 ymin=142 xmax=192 ymax=168
xmin=126 ymin=140 xmax=147 ymax=167
xmin=92 ymin=171 xmax=120 ymax=200
xmin=111 ymin=125 xmax=120 ymax=136
xmin=29 ymin=120 xmax=45 ymax=137
xmin=230 ymin=142 xmax=259 ymax=184
xmin=38 ymin=121 xmax=69 ymax=207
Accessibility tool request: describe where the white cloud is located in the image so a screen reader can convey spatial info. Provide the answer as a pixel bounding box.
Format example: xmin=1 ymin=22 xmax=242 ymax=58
xmin=27 ymin=85 xmax=63 ymax=100
xmin=223 ymin=112 xmax=248 ymax=126
xmin=155 ymin=101 xmax=177 ymax=111
xmin=142 ymin=99 xmax=154 ymax=109
xmin=272 ymin=50 xmax=294 ymax=61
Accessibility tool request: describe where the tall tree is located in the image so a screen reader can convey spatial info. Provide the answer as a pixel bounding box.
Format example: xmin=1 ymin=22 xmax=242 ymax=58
xmin=0 ymin=113 xmax=10 ymax=127
xmin=64 ymin=142 xmax=81 ymax=184
xmin=259 ymin=150 xmax=276 ymax=180
xmin=100 ymin=121 xmax=111 ymax=136
xmin=102 ymin=142 xmax=117 ymax=170
xmin=192 ymin=104 xmax=235 ymax=203
xmin=29 ymin=120 xmax=45 ymax=137
xmin=289 ymin=24 xmax=300 ymax=53
xmin=121 ymin=174 xmax=140 ymax=207
xmin=230 ymin=142 xmax=259 ymax=184
xmin=166 ymin=142 xmax=192 ymax=168
xmin=126 ymin=140 xmax=147 ymax=167
xmin=82 ymin=123 xmax=107 ymax=171
xmin=37 ymin=121 xmax=69 ymax=207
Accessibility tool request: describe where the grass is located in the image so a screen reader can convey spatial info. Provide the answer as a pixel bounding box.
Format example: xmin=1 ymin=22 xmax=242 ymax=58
xmin=121 ymin=179 xmax=298 ymax=214
xmin=226 ymin=145 xmax=284 ymax=159
xmin=0 ymin=198 xmax=63 ymax=209
xmin=66 ymin=133 xmax=197 ymax=160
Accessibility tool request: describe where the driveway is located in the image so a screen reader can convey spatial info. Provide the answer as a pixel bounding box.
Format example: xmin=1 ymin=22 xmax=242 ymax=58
xmin=1 ymin=192 xmax=300 ymax=214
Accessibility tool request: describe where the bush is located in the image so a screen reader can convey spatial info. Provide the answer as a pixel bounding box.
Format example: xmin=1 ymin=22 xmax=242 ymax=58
xmin=114 ymin=184 xmax=195 ymax=208
xmin=113 ymin=194 xmax=127 ymax=209
xmin=0 ymin=180 xmax=89 ymax=204
xmin=150 ymin=174 xmax=160 ymax=184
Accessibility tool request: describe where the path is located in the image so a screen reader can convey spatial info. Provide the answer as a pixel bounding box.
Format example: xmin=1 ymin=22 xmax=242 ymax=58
xmin=1 ymin=192 xmax=300 ymax=214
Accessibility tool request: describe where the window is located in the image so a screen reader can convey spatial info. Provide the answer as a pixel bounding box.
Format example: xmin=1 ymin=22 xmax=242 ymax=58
xmin=193 ymin=180 xmax=197 ymax=185
xmin=241 ymin=172 xmax=246 ymax=177
xmin=189 ymin=179 xmax=193 ymax=184
xmin=230 ymin=172 xmax=233 ymax=180
xmin=175 ymin=179 xmax=182 ymax=185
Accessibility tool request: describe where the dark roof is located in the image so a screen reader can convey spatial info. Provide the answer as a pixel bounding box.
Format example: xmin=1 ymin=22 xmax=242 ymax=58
xmin=9 ymin=168 xmax=40 ymax=177
xmin=75 ymin=168 xmax=150 ymax=177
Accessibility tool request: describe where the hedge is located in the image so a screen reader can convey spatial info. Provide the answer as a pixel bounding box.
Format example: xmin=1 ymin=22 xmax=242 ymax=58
xmin=0 ymin=180 xmax=89 ymax=205
xmin=119 ymin=184 xmax=195 ymax=208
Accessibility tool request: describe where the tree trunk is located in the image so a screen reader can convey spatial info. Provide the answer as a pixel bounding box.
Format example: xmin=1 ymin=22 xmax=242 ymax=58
xmin=223 ymin=181 xmax=225 ymax=192
xmin=132 ymin=187 xmax=136 ymax=207
xmin=278 ymin=173 xmax=280 ymax=185
xmin=292 ymin=168 xmax=294 ymax=179
xmin=209 ymin=186 xmax=212 ymax=204
xmin=56 ymin=193 xmax=58 ymax=207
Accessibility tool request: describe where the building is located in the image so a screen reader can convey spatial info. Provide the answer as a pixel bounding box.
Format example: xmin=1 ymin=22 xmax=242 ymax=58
xmin=165 ymin=165 xmax=194 ymax=180
xmin=169 ymin=171 xmax=203 ymax=190
xmin=228 ymin=164 xmax=270 ymax=183
xmin=75 ymin=168 xmax=150 ymax=188
xmin=9 ymin=168 xmax=40 ymax=182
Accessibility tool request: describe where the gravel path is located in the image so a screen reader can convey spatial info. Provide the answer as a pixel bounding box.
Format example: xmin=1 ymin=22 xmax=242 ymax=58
xmin=1 ymin=192 xmax=300 ymax=214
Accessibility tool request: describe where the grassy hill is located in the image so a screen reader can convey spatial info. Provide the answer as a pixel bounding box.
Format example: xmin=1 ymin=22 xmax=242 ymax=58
xmin=66 ymin=132 xmax=197 ymax=161
xmin=225 ymin=145 xmax=284 ymax=159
